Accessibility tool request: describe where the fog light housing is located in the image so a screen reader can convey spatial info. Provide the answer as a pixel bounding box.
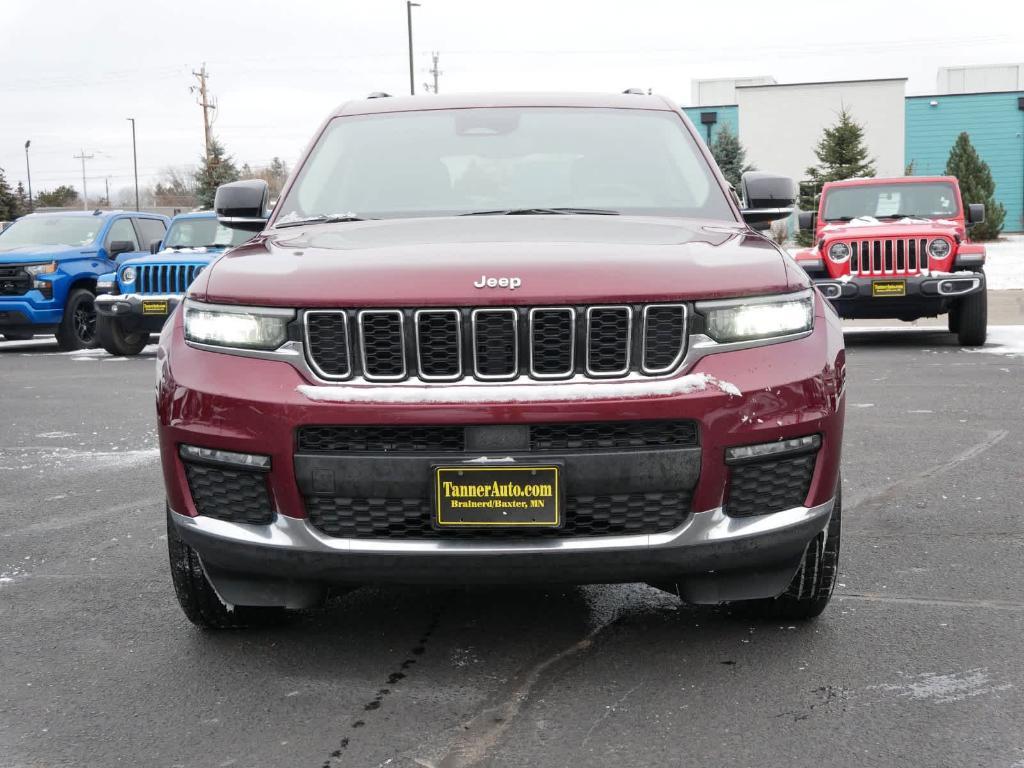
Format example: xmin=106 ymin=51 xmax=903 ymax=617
xmin=179 ymin=444 xmax=271 ymax=470
xmin=725 ymin=434 xmax=821 ymax=464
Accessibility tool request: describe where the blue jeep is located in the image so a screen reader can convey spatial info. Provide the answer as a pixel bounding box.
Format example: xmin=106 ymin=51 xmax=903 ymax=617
xmin=0 ymin=210 xmax=169 ymax=349
xmin=94 ymin=211 xmax=252 ymax=355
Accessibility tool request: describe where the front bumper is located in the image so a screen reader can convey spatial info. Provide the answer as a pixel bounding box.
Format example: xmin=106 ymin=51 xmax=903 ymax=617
xmin=812 ymin=272 xmax=984 ymax=320
xmin=0 ymin=293 xmax=63 ymax=331
xmin=95 ymin=293 xmax=182 ymax=333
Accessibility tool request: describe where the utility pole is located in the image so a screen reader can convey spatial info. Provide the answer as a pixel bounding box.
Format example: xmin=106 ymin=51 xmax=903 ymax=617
xmin=73 ymin=149 xmax=94 ymax=211
xmin=104 ymin=177 xmax=110 ymax=207
xmin=127 ymin=117 xmax=140 ymax=211
xmin=427 ymin=51 xmax=441 ymax=94
xmin=406 ymin=2 xmax=420 ymax=96
xmin=191 ymin=63 xmax=216 ymax=160
xmin=24 ymin=140 xmax=33 ymax=212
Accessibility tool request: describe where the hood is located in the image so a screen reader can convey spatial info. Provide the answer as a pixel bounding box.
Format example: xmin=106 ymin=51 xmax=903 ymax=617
xmin=194 ymin=216 xmax=804 ymax=307
xmin=820 ymin=217 xmax=961 ymax=241
xmin=0 ymin=244 xmax=89 ymax=263
xmin=119 ymin=248 xmax=222 ymax=269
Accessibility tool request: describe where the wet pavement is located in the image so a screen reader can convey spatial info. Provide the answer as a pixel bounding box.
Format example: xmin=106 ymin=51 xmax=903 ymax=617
xmin=1 ymin=327 xmax=1023 ymax=768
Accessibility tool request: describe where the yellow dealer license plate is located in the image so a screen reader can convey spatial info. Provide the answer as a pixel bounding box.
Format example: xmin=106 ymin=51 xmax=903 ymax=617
xmin=434 ymin=465 xmax=561 ymax=528
xmin=872 ymin=280 xmax=906 ymax=298
xmin=141 ymin=299 xmax=170 ymax=315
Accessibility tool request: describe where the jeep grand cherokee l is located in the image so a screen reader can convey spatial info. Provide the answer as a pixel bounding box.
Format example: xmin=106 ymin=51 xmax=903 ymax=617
xmin=158 ymin=92 xmax=846 ymax=629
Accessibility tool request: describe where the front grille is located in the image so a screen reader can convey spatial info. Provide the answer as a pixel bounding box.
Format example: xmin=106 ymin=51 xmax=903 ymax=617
xmin=726 ymin=453 xmax=816 ymax=517
xmin=0 ymin=266 xmax=32 ymax=297
xmin=296 ymin=420 xmax=698 ymax=454
xmin=135 ymin=263 xmax=206 ymax=294
xmin=184 ymin=463 xmax=273 ymax=524
xmin=306 ymin=490 xmax=691 ymax=539
xmin=303 ymin=303 xmax=687 ymax=383
xmin=840 ymin=238 xmax=940 ymax=277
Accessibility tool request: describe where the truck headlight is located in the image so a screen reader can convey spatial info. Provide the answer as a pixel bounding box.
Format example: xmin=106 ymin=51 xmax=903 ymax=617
xmin=183 ymin=300 xmax=293 ymax=350
xmin=928 ymin=239 xmax=951 ymax=259
xmin=699 ymin=290 xmax=814 ymax=343
xmin=827 ymin=242 xmax=850 ymax=262
xmin=121 ymin=266 xmax=137 ymax=283
xmin=24 ymin=262 xmax=56 ymax=276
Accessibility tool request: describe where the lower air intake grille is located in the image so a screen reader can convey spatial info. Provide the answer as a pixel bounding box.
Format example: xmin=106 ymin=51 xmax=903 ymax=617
xmin=184 ymin=463 xmax=273 ymax=524
xmin=297 ymin=425 xmax=466 ymax=453
xmin=528 ymin=420 xmax=698 ymax=451
xmin=306 ymin=490 xmax=691 ymax=539
xmin=726 ymin=454 xmax=816 ymax=517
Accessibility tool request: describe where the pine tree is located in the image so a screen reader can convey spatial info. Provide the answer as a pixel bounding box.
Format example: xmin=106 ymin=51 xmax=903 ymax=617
xmin=944 ymin=132 xmax=1005 ymax=241
xmin=710 ymin=125 xmax=754 ymax=189
xmin=194 ymin=137 xmax=240 ymax=209
xmin=796 ymin=108 xmax=876 ymax=246
xmin=34 ymin=184 xmax=79 ymax=208
xmin=0 ymin=167 xmax=20 ymax=220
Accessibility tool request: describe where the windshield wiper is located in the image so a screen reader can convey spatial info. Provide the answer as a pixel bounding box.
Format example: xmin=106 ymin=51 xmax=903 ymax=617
xmin=824 ymin=216 xmax=854 ymax=222
xmin=275 ymin=214 xmax=373 ymax=228
xmin=460 ymin=207 xmax=620 ymax=216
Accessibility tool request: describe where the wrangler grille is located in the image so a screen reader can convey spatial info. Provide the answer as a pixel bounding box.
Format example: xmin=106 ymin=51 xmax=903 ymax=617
xmin=303 ymin=304 xmax=688 ymax=383
xmin=837 ymin=237 xmax=947 ymax=278
xmin=134 ymin=263 xmax=206 ymax=294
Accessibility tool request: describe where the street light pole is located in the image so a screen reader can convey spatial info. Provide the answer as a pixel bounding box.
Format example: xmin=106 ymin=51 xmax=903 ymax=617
xmin=407 ymin=1 xmax=420 ymax=96
xmin=24 ymin=140 xmax=33 ymax=212
xmin=127 ymin=117 xmax=140 ymax=211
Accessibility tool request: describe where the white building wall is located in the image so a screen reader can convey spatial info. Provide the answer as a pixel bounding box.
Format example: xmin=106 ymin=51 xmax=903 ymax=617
xmin=736 ymin=79 xmax=907 ymax=185
xmin=937 ymin=64 xmax=1024 ymax=94
xmin=690 ymin=76 xmax=776 ymax=107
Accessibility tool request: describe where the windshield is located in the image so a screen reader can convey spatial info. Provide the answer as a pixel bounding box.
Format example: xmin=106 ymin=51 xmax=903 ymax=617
xmin=822 ymin=182 xmax=960 ymax=221
xmin=0 ymin=216 xmax=101 ymax=248
xmin=163 ymin=217 xmax=252 ymax=249
xmin=275 ymin=107 xmax=733 ymax=222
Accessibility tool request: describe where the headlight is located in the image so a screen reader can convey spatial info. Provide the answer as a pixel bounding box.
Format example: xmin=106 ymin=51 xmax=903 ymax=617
xmin=183 ymin=300 xmax=292 ymax=350
xmin=827 ymin=242 xmax=850 ymax=262
xmin=121 ymin=266 xmax=137 ymax=283
xmin=699 ymin=291 xmax=814 ymax=343
xmin=928 ymin=239 xmax=951 ymax=259
xmin=24 ymin=262 xmax=56 ymax=276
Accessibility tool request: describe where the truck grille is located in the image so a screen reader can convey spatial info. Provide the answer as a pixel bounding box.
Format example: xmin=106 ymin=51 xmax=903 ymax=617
xmin=305 ymin=489 xmax=691 ymax=539
xmin=296 ymin=421 xmax=699 ymax=453
xmin=135 ymin=263 xmax=206 ymax=294
xmin=842 ymin=238 xmax=938 ymax=277
xmin=303 ymin=304 xmax=688 ymax=383
xmin=0 ymin=266 xmax=32 ymax=297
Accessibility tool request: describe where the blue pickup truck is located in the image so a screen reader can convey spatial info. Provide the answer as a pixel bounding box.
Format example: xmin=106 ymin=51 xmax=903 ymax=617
xmin=95 ymin=211 xmax=252 ymax=355
xmin=0 ymin=210 xmax=169 ymax=349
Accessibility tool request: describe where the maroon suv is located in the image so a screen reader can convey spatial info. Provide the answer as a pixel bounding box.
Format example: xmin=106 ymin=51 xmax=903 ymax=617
xmin=158 ymin=92 xmax=846 ymax=628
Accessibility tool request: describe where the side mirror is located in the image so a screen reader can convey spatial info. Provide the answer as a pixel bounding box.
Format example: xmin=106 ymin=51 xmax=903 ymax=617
xmin=149 ymin=240 xmax=162 ymax=255
xmin=740 ymin=172 xmax=796 ymax=228
xmin=967 ymin=203 xmax=985 ymax=225
xmin=797 ymin=211 xmax=816 ymax=231
xmin=109 ymin=240 xmax=136 ymax=258
xmin=215 ymin=179 xmax=270 ymax=232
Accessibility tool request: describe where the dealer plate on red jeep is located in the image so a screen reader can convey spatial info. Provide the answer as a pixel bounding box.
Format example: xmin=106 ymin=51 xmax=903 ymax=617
xmin=434 ymin=465 xmax=562 ymax=528
xmin=871 ymin=280 xmax=906 ymax=297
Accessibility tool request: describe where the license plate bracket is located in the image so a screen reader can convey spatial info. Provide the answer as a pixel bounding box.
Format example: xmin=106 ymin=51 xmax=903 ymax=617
xmin=141 ymin=299 xmax=170 ymax=315
xmin=434 ymin=464 xmax=562 ymax=528
xmin=871 ymin=280 xmax=906 ymax=298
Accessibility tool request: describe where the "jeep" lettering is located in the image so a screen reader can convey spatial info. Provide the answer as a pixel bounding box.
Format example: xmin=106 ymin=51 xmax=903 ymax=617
xmin=473 ymin=275 xmax=522 ymax=290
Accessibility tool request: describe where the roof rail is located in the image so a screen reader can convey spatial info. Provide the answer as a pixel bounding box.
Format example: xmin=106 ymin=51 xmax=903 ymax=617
xmin=367 ymin=91 xmax=392 ymax=99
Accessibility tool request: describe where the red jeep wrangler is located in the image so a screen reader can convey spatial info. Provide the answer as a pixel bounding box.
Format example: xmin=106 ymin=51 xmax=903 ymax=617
xmin=158 ymin=93 xmax=846 ymax=628
xmin=793 ymin=176 xmax=988 ymax=345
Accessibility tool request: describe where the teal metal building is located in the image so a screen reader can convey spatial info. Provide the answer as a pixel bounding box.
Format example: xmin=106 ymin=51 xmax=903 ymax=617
xmin=682 ymin=105 xmax=739 ymax=146
xmin=905 ymin=91 xmax=1024 ymax=232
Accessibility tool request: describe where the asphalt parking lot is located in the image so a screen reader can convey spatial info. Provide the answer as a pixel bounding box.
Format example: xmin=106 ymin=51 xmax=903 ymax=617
xmin=2 ymin=321 xmax=1023 ymax=768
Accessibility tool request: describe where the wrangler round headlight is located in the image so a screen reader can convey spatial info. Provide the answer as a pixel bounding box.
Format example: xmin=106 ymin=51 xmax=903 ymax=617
xmin=827 ymin=242 xmax=851 ymax=262
xmin=928 ymin=239 xmax=951 ymax=259
xmin=121 ymin=266 xmax=136 ymax=283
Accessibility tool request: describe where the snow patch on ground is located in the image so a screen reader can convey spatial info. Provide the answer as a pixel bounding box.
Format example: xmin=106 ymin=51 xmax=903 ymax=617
xmin=872 ymin=669 xmax=1012 ymax=704
xmin=964 ymin=325 xmax=1024 ymax=357
xmin=983 ymin=235 xmax=1024 ymax=290
xmin=0 ymin=447 xmax=160 ymax=474
xmin=297 ymin=373 xmax=742 ymax=405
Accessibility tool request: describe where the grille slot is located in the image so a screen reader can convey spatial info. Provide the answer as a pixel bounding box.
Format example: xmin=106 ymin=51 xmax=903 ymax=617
xmin=472 ymin=308 xmax=518 ymax=380
xmin=297 ymin=425 xmax=466 ymax=453
xmin=529 ymin=420 xmax=698 ymax=451
xmin=586 ymin=306 xmax=631 ymax=376
xmin=726 ymin=453 xmax=816 ymax=518
xmin=306 ymin=490 xmax=691 ymax=539
xmin=304 ymin=312 xmax=351 ymax=379
xmin=529 ymin=308 xmax=575 ymax=378
xmin=184 ymin=463 xmax=273 ymax=524
xmin=642 ymin=304 xmax=687 ymax=374
xmin=359 ymin=310 xmax=406 ymax=380
xmin=415 ymin=310 xmax=461 ymax=381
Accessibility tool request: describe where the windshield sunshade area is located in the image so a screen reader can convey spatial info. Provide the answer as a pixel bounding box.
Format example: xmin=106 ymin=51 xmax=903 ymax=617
xmin=0 ymin=216 xmax=101 ymax=248
xmin=274 ymin=107 xmax=734 ymax=223
xmin=163 ymin=218 xmax=253 ymax=249
xmin=822 ymin=182 xmax=960 ymax=221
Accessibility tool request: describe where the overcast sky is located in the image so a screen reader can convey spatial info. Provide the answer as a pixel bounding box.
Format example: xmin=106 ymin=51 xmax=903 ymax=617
xmin=2 ymin=0 xmax=1022 ymax=202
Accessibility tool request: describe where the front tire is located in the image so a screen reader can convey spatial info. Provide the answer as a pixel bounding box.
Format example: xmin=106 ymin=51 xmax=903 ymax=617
xmin=167 ymin=510 xmax=287 ymax=630
xmin=55 ymin=288 xmax=98 ymax=351
xmin=956 ymin=288 xmax=987 ymax=347
xmin=96 ymin=314 xmax=148 ymax=356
